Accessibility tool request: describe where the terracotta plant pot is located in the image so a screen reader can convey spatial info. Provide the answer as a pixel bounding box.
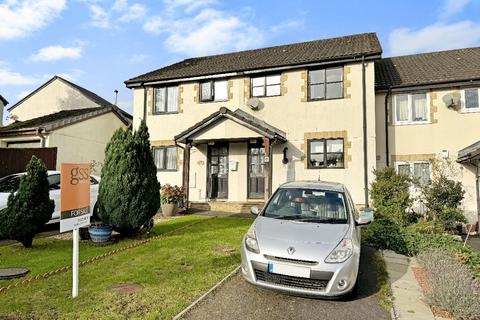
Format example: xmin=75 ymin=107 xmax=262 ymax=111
xmin=161 ymin=203 xmax=178 ymax=217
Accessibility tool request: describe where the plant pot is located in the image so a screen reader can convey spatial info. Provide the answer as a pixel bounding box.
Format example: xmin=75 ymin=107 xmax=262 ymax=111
xmin=88 ymin=225 xmax=113 ymax=243
xmin=161 ymin=203 xmax=178 ymax=217
xmin=79 ymin=227 xmax=90 ymax=240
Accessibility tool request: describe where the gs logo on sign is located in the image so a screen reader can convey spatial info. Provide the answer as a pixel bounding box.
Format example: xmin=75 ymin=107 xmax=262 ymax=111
xmin=70 ymin=167 xmax=89 ymax=185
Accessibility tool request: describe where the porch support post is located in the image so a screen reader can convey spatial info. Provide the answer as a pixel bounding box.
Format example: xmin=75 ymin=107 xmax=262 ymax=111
xmin=182 ymin=142 xmax=191 ymax=209
xmin=263 ymin=137 xmax=271 ymax=202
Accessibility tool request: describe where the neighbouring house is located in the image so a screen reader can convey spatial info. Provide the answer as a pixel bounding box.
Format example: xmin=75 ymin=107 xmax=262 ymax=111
xmin=125 ymin=32 xmax=480 ymax=227
xmin=0 ymin=76 xmax=131 ymax=175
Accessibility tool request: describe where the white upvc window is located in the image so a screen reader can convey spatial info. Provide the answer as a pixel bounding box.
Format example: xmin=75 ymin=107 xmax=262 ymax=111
xmin=395 ymin=161 xmax=431 ymax=186
xmin=200 ymin=79 xmax=228 ymax=102
xmin=251 ymin=74 xmax=281 ymax=97
xmin=461 ymin=87 xmax=480 ymax=112
xmin=154 ymin=86 xmax=178 ymax=113
xmin=393 ymin=93 xmax=429 ymax=125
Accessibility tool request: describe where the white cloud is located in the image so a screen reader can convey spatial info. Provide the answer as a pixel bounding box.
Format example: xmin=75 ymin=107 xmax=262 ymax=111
xmin=86 ymin=0 xmax=146 ymax=28
xmin=129 ymin=53 xmax=147 ymax=63
xmin=144 ymin=7 xmax=263 ymax=56
xmin=0 ymin=0 xmax=66 ymax=40
xmin=29 ymin=45 xmax=83 ymax=62
xmin=440 ymin=0 xmax=472 ymax=19
xmin=0 ymin=68 xmax=37 ymax=86
xmin=270 ymin=19 xmax=304 ymax=33
xmin=164 ymin=0 xmax=217 ymax=13
xmin=389 ymin=21 xmax=480 ymax=55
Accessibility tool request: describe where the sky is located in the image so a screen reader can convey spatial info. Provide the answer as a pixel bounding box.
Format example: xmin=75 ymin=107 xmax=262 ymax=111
xmin=1 ymin=0 xmax=480 ymax=124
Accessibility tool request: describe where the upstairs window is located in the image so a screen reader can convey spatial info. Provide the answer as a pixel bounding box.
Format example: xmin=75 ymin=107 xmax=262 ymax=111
xmin=155 ymin=86 xmax=178 ymax=113
xmin=307 ymin=138 xmax=344 ymax=169
xmin=251 ymin=74 xmax=281 ymax=97
xmin=308 ymin=67 xmax=343 ymax=100
xmin=200 ymin=79 xmax=228 ymax=102
xmin=462 ymin=88 xmax=480 ymax=112
xmin=393 ymin=93 xmax=429 ymax=124
xmin=153 ymin=146 xmax=177 ymax=171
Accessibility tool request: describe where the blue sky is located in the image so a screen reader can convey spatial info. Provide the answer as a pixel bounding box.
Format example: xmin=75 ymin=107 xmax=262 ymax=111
xmin=1 ymin=0 xmax=480 ymax=124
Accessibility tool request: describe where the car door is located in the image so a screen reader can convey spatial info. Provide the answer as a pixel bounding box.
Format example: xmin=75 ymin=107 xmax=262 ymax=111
xmin=47 ymin=174 xmax=62 ymax=222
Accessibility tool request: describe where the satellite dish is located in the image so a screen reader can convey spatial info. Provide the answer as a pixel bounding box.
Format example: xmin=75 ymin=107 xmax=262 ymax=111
xmin=246 ymin=97 xmax=260 ymax=110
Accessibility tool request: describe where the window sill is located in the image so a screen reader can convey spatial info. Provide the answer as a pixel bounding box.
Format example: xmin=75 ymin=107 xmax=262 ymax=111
xmin=392 ymin=121 xmax=431 ymax=126
xmin=157 ymin=169 xmax=178 ymax=172
xmin=307 ymin=97 xmax=344 ymax=102
xmin=199 ymin=99 xmax=229 ymax=104
xmin=251 ymin=94 xmax=282 ymax=98
xmin=307 ymin=166 xmax=345 ymax=170
xmin=460 ymin=108 xmax=480 ymax=113
xmin=152 ymin=112 xmax=179 ymax=115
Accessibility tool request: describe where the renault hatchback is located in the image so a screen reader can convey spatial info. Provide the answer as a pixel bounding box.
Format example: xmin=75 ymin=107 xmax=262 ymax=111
xmin=241 ymin=181 xmax=373 ymax=298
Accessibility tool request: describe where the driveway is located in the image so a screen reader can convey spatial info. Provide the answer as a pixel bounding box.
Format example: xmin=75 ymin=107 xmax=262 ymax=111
xmin=182 ymin=246 xmax=389 ymax=320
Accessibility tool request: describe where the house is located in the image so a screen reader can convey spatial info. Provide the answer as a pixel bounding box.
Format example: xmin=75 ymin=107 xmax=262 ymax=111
xmin=0 ymin=76 xmax=131 ymax=174
xmin=0 ymin=95 xmax=8 ymax=124
xmin=125 ymin=32 xmax=480 ymax=227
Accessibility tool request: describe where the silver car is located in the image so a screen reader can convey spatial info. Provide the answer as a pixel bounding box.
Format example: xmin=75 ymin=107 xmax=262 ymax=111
xmin=241 ymin=181 xmax=373 ymax=298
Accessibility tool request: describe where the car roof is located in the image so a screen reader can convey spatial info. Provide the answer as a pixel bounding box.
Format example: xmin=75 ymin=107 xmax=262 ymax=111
xmin=279 ymin=180 xmax=346 ymax=193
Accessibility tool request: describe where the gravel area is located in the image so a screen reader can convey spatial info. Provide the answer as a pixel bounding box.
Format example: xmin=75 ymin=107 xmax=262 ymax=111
xmin=182 ymin=246 xmax=389 ymax=320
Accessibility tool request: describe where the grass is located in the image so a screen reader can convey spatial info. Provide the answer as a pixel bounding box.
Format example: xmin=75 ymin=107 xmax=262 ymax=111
xmin=0 ymin=215 xmax=252 ymax=319
xmin=374 ymin=251 xmax=393 ymax=311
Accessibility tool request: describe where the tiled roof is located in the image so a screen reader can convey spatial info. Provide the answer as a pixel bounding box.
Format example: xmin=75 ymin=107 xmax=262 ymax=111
xmin=125 ymin=32 xmax=382 ymax=86
xmin=0 ymin=106 xmax=131 ymax=136
xmin=375 ymin=47 xmax=480 ymax=89
xmin=7 ymin=76 xmax=115 ymax=111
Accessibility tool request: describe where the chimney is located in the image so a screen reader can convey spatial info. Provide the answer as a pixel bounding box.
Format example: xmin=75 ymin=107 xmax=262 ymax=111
xmin=0 ymin=95 xmax=8 ymax=127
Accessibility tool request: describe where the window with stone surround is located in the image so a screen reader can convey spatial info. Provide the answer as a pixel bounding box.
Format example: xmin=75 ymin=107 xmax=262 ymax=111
xmin=308 ymin=67 xmax=343 ymax=100
xmin=307 ymin=138 xmax=344 ymax=169
xmin=153 ymin=146 xmax=177 ymax=171
xmin=200 ymin=79 xmax=228 ymax=102
xmin=154 ymin=86 xmax=178 ymax=113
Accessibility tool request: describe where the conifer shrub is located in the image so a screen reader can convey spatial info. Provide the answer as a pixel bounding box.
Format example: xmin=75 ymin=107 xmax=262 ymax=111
xmin=97 ymin=121 xmax=160 ymax=235
xmin=0 ymin=156 xmax=54 ymax=248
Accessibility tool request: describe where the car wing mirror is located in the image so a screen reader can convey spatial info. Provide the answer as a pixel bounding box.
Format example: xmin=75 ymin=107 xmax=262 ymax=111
xmin=250 ymin=206 xmax=260 ymax=216
xmin=356 ymin=208 xmax=374 ymax=226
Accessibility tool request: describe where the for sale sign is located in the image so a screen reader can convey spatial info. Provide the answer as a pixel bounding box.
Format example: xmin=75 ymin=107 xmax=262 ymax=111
xmin=60 ymin=163 xmax=91 ymax=233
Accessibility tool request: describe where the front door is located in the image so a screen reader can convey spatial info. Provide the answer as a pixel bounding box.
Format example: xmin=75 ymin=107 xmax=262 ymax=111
xmin=248 ymin=144 xmax=265 ymax=199
xmin=207 ymin=145 xmax=228 ymax=199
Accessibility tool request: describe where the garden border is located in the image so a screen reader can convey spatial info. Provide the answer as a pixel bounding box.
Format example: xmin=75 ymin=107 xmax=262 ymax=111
xmin=0 ymin=217 xmax=213 ymax=295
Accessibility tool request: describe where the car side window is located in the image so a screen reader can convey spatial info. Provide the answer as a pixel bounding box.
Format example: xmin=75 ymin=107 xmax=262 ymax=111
xmin=0 ymin=175 xmax=21 ymax=193
xmin=47 ymin=174 xmax=61 ymax=190
xmin=90 ymin=176 xmax=99 ymax=185
xmin=345 ymin=191 xmax=358 ymax=220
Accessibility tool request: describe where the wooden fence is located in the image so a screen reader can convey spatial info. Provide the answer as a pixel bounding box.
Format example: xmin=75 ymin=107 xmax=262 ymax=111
xmin=0 ymin=147 xmax=57 ymax=177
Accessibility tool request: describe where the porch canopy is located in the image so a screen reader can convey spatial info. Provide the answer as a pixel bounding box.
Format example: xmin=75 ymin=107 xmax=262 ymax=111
xmin=175 ymin=107 xmax=287 ymax=144
xmin=457 ymin=140 xmax=480 ymax=163
xmin=175 ymin=107 xmax=287 ymax=207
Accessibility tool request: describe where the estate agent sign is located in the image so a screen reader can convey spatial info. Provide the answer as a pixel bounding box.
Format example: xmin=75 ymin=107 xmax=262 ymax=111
xmin=60 ymin=163 xmax=91 ymax=298
xmin=60 ymin=163 xmax=91 ymax=233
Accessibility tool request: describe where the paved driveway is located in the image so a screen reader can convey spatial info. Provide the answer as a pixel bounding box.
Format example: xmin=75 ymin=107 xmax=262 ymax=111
xmin=182 ymin=246 xmax=389 ymax=320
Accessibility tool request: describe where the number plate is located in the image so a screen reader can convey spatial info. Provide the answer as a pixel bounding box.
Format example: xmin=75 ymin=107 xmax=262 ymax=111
xmin=268 ymin=262 xmax=310 ymax=278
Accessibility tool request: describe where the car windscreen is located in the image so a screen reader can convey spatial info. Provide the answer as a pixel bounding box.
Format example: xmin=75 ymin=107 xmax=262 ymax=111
xmin=263 ymin=188 xmax=348 ymax=223
xmin=0 ymin=175 xmax=21 ymax=193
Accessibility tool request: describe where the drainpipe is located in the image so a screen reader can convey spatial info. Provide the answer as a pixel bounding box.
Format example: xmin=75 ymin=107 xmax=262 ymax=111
xmin=142 ymin=83 xmax=147 ymax=122
xmin=384 ymin=87 xmax=392 ymax=167
xmin=37 ymin=128 xmax=47 ymax=147
xmin=361 ymin=56 xmax=369 ymax=208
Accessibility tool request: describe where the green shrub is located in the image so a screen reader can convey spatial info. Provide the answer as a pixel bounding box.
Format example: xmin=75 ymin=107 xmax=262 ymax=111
xmin=421 ymin=175 xmax=465 ymax=220
xmin=370 ymin=167 xmax=413 ymax=226
xmin=98 ymin=121 xmax=160 ymax=235
xmin=362 ymin=216 xmax=409 ymax=255
xmin=418 ymin=250 xmax=480 ymax=319
xmin=0 ymin=156 xmax=55 ymax=247
xmin=406 ymin=220 xmax=444 ymax=235
xmin=438 ymin=207 xmax=467 ymax=232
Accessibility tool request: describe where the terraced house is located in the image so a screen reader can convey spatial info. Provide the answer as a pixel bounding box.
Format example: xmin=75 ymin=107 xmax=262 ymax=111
xmin=125 ymin=32 xmax=480 ymax=226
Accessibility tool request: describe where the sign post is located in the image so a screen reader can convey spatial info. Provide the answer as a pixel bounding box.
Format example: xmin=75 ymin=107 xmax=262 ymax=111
xmin=60 ymin=163 xmax=91 ymax=298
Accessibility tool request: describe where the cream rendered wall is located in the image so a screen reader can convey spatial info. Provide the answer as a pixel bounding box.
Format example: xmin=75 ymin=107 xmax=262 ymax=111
xmin=134 ymin=62 xmax=377 ymax=206
xmin=375 ymin=89 xmax=480 ymax=222
xmin=46 ymin=113 xmax=126 ymax=175
xmin=9 ymin=78 xmax=100 ymax=123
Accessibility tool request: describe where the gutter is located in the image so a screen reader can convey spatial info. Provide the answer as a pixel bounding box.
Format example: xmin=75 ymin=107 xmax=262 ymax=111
xmin=384 ymin=87 xmax=391 ymax=166
xmin=125 ymin=54 xmax=382 ymax=88
xmin=362 ymin=56 xmax=369 ymax=208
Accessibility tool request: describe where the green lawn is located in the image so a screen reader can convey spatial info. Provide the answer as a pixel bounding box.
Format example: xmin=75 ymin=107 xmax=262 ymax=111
xmin=0 ymin=215 xmax=252 ymax=319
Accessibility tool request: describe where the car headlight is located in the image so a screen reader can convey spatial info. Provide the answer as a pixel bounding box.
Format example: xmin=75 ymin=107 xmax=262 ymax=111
xmin=245 ymin=226 xmax=260 ymax=253
xmin=325 ymin=238 xmax=353 ymax=263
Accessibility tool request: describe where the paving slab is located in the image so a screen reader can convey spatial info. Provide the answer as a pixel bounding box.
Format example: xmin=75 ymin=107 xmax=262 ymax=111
xmin=383 ymin=250 xmax=434 ymax=320
xmin=182 ymin=246 xmax=389 ymax=320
